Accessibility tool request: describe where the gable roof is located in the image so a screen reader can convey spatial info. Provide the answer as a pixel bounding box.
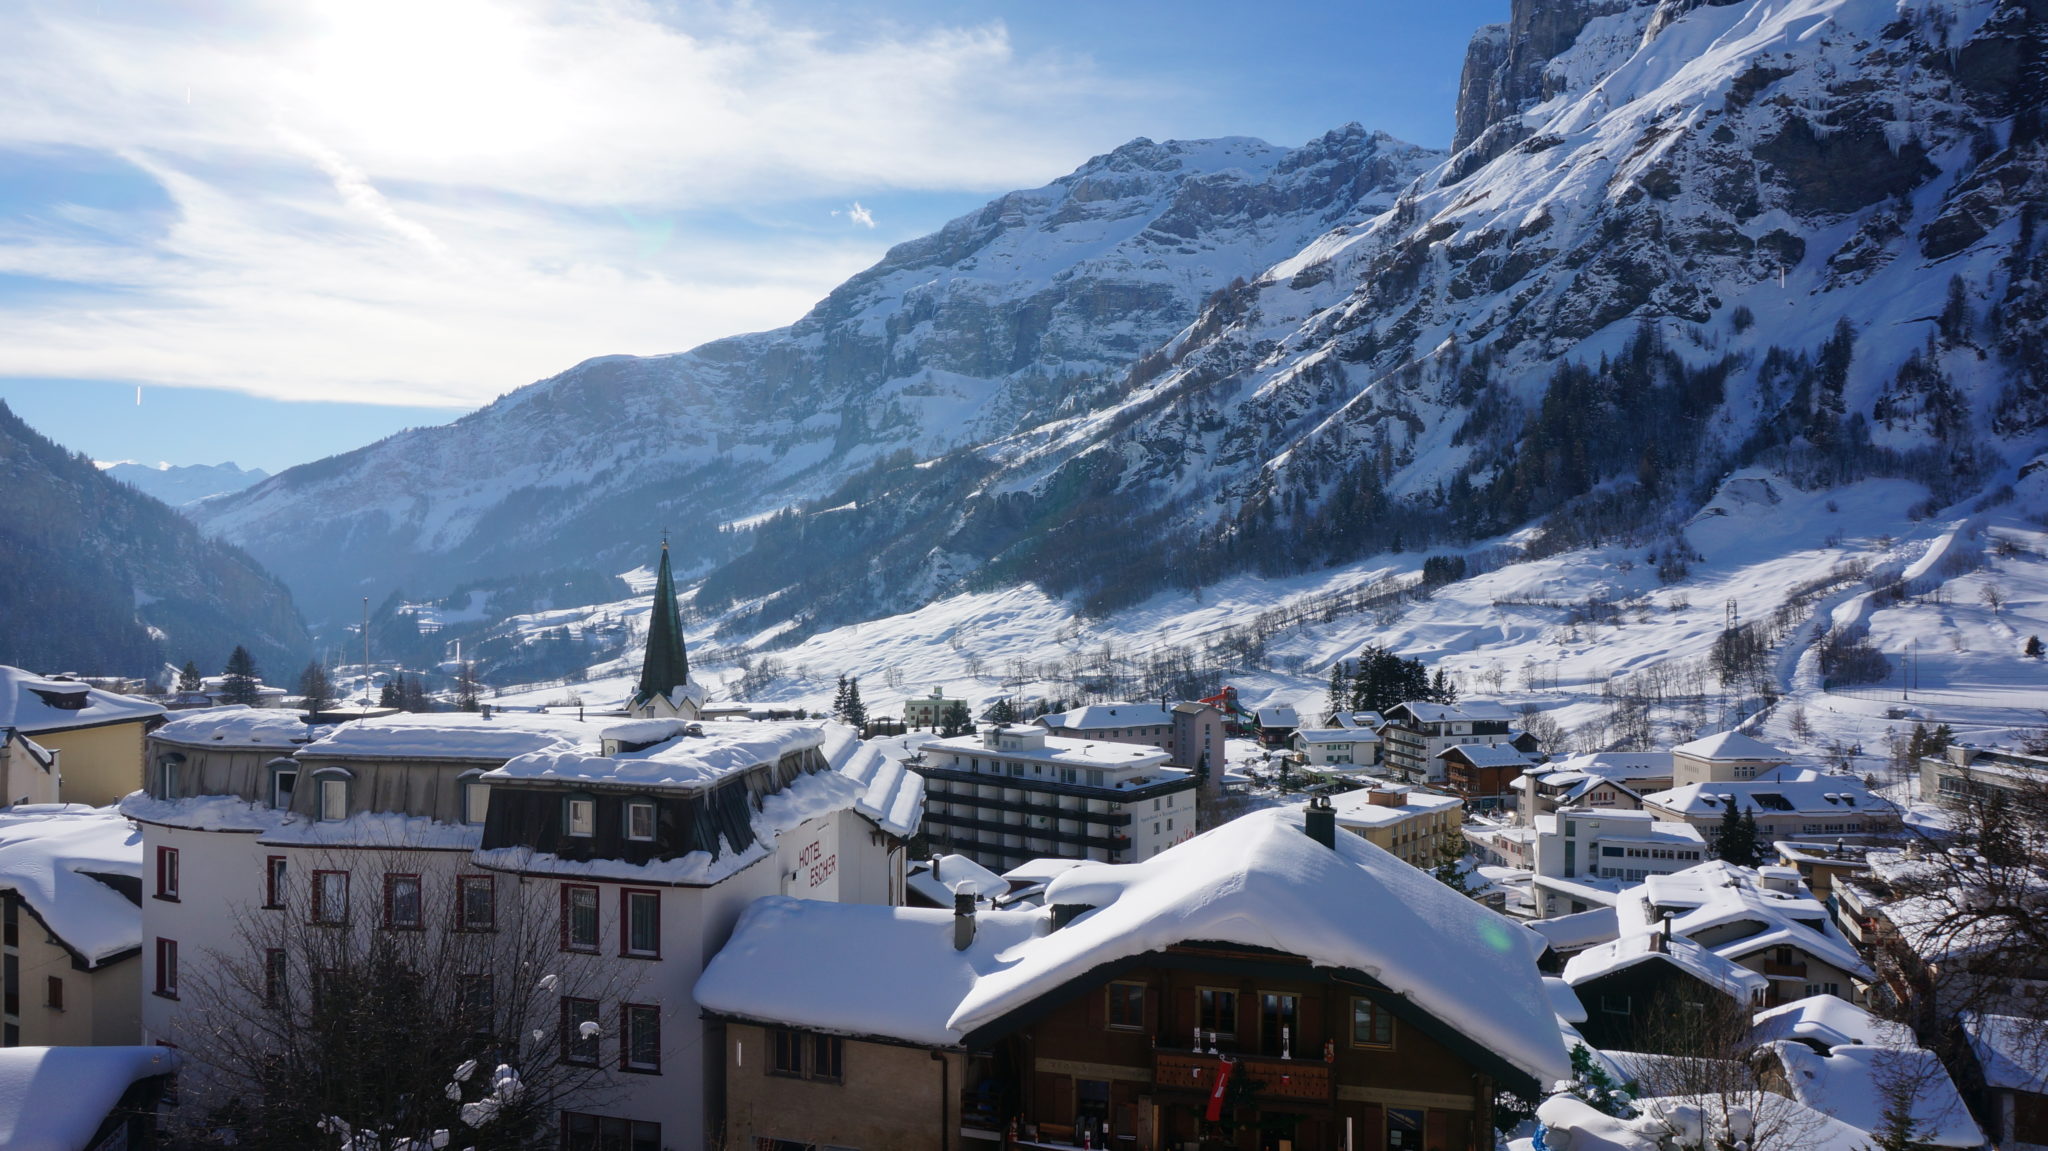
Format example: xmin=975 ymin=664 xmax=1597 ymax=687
xmin=1561 ymin=932 xmax=1769 ymax=1002
xmin=1673 ymin=730 xmax=1789 ymax=761
xmin=700 ymin=807 xmax=1570 ymax=1087
xmin=1042 ymin=704 xmax=1172 ymax=730
xmin=0 ymin=806 xmax=142 ymax=967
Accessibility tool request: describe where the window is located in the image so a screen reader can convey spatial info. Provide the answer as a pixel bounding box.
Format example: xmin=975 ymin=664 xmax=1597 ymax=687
xmin=1599 ymin=994 xmax=1632 ymax=1016
xmin=1350 ymin=998 xmax=1394 ymax=1047
xmin=626 ymin=800 xmax=656 ymax=841
xmin=44 ymin=976 xmax=62 ymax=1011
xmin=464 ymin=782 xmax=491 ymax=826
xmin=384 ymin=874 xmax=423 ymax=930
xmin=561 ymin=997 xmax=601 ymax=1065
xmin=264 ymin=949 xmax=287 ymax=1007
xmin=458 ymin=974 xmax=495 ymax=1034
xmin=154 ymin=939 xmax=178 ymax=999
xmin=562 ymin=884 xmax=600 ymax=952
xmin=269 ymin=765 xmax=298 ymax=810
xmin=565 ymin=796 xmax=596 ymax=837
xmin=1198 ymin=988 xmax=1238 ymax=1041
xmin=457 ymin=875 xmax=495 ymax=932
xmin=768 ymin=1027 xmax=842 ymax=1082
xmin=312 ymin=870 xmax=349 ymax=925
xmin=264 ymin=856 xmax=287 ymax=909
xmin=621 ymin=1003 xmax=660 ymax=1072
xmin=560 ymin=1113 xmax=660 ymax=1151
xmin=317 ymin=773 xmax=350 ymax=821
xmin=155 ymin=846 xmax=180 ymax=901
xmin=1260 ymin=993 xmax=1299 ymax=1057
xmin=1107 ymin=982 xmax=1145 ymax=1031
xmin=154 ymin=755 xmax=182 ymax=798
xmin=621 ymin=890 xmax=659 ymax=958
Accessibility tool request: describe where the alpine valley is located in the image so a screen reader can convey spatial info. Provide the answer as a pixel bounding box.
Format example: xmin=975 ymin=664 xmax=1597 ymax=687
xmin=191 ymin=0 xmax=2047 ymax=740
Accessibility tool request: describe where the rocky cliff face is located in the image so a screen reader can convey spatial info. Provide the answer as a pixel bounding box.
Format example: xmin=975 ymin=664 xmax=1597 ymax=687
xmin=196 ymin=128 xmax=1441 ymax=623
xmin=0 ymin=402 xmax=308 ymax=676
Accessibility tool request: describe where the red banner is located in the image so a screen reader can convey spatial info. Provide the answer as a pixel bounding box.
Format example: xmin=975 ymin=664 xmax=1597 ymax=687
xmin=1205 ymin=1058 xmax=1234 ymax=1121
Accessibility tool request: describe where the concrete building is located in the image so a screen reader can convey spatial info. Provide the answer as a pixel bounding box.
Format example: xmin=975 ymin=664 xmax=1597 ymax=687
xmin=1920 ymin=742 xmax=2048 ymax=805
xmin=1638 ymin=772 xmax=1902 ymax=844
xmin=1513 ymin=752 xmax=1673 ymax=826
xmin=1038 ymin=701 xmax=1227 ymax=779
xmin=1529 ymin=810 xmax=1707 ymax=917
xmin=913 ymin=725 xmax=1198 ymax=869
xmin=903 ymin=688 xmax=966 ymax=730
xmin=1292 ymin=726 xmax=1381 ymax=771
xmin=1670 ymin=730 xmax=1793 ymax=787
xmin=0 ymin=666 xmax=166 ymax=807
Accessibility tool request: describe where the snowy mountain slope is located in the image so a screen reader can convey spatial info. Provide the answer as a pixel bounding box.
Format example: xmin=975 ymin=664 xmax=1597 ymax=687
xmin=103 ymin=461 xmax=268 ymax=507
xmin=195 ymin=128 xmax=1440 ymax=624
xmin=724 ymin=0 xmax=2047 ymax=633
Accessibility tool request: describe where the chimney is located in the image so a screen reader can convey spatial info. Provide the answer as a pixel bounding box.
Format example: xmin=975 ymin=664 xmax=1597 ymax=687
xmin=1305 ymin=793 xmax=1337 ymax=850
xmin=953 ymin=890 xmax=976 ymax=951
xmin=1367 ymin=788 xmax=1403 ymax=808
xmin=931 ymin=855 xmax=942 ymax=884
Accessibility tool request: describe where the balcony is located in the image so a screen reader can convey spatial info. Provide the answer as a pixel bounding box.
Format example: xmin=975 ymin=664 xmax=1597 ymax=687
xmin=1763 ymin=959 xmax=1808 ymax=978
xmin=1153 ymin=1047 xmax=1332 ymax=1103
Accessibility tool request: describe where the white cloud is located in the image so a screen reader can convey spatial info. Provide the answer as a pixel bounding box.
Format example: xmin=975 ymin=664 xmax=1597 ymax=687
xmin=0 ymin=0 xmax=1183 ymax=408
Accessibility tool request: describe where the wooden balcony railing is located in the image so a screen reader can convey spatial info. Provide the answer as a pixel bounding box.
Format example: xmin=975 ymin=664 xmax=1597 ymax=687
xmin=1153 ymin=1047 xmax=1333 ymax=1102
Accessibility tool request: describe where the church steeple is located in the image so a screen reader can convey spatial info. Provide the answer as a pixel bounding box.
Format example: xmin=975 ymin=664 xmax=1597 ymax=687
xmin=632 ymin=540 xmax=690 ymax=713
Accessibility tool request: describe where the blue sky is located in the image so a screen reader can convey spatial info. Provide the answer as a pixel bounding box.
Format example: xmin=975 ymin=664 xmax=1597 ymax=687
xmin=0 ymin=0 xmax=1504 ymax=473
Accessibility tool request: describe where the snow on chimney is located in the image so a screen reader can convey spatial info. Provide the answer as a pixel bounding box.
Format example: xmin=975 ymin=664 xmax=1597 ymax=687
xmin=953 ymin=890 xmax=976 ymax=951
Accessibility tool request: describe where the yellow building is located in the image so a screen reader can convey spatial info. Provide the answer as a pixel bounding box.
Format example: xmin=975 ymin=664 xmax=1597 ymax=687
xmin=0 ymin=667 xmax=165 ymax=808
xmin=0 ymin=806 xmax=144 ymax=1048
xmin=1329 ymin=784 xmax=1465 ymax=867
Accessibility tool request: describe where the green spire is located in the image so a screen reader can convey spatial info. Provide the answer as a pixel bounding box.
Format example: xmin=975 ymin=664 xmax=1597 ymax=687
xmin=633 ymin=541 xmax=689 ymax=708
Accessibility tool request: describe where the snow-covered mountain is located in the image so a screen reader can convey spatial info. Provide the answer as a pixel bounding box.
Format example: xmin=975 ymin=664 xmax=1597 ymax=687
xmin=196 ymin=128 xmax=1440 ymax=623
xmin=104 ymin=461 xmax=268 ymax=507
xmin=205 ymin=0 xmax=2045 ymax=658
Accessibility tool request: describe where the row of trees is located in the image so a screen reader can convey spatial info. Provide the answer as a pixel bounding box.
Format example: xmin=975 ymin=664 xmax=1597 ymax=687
xmin=1326 ymin=644 xmax=1457 ymax=717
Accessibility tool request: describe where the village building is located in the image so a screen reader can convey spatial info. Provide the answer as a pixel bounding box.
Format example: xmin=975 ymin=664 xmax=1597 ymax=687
xmin=1435 ymin=744 xmax=1536 ymax=807
xmin=0 ymin=806 xmax=145 ymax=1048
xmin=0 ymin=666 xmax=166 ymax=807
xmin=1291 ymin=726 xmax=1381 ymax=771
xmin=1958 ymin=1010 xmax=2048 ymax=1151
xmin=1254 ymin=704 xmax=1300 ymax=748
xmin=1919 ymin=741 xmax=2048 ymax=805
xmin=1638 ymin=772 xmax=1901 ymax=844
xmin=0 ymin=1044 xmax=180 ymax=1151
xmin=1669 ymin=730 xmax=1794 ymax=787
xmin=1378 ymin=701 xmax=1514 ymax=785
xmin=696 ymin=803 xmax=1570 ymax=1151
xmin=1512 ymin=752 xmax=1673 ymax=826
xmin=1562 ymin=928 xmax=1768 ymax=1050
xmin=1327 ymin=784 xmax=1463 ymax=867
xmin=1037 ymin=701 xmax=1228 ymax=778
xmin=1528 ymin=810 xmax=1707 ymax=917
xmin=124 ymin=545 xmax=923 ymax=1151
xmin=912 ymin=724 xmax=1202 ymax=870
xmin=903 ymin=688 xmax=967 ymax=730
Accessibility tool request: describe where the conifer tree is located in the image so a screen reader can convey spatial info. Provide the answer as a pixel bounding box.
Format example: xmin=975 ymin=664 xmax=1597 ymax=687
xmin=222 ymin=646 xmax=262 ymax=706
xmin=985 ymin=697 xmax=1016 ymax=725
xmin=378 ymin=679 xmax=403 ymax=709
xmin=296 ymin=661 xmax=335 ymax=716
xmin=177 ymin=660 xmax=202 ymax=693
xmin=835 ymin=677 xmax=867 ymax=729
xmin=939 ymin=701 xmax=973 ymax=738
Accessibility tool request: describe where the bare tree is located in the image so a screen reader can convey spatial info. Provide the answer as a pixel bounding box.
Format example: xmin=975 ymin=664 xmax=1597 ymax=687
xmin=1980 ymin=583 xmax=2006 ymax=614
xmin=1626 ymin=989 xmax=1825 ymax=1151
xmin=168 ymin=847 xmax=634 ymax=1150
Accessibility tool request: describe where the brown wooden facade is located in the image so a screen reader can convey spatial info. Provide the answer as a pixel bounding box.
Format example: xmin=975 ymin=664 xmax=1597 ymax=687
xmin=962 ymin=941 xmax=1526 ymax=1151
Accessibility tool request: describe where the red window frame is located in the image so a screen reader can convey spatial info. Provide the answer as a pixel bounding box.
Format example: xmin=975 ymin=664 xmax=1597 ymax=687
xmin=619 ymin=889 xmax=660 ymax=959
xmin=264 ymin=855 xmax=286 ymax=909
xmin=383 ymin=873 xmax=423 ymax=930
xmin=560 ymin=996 xmax=601 ymax=1065
xmin=154 ymin=846 xmax=180 ymax=901
xmin=153 ymin=938 xmax=178 ymax=999
xmin=560 ymin=884 xmax=599 ymax=953
xmin=456 ymin=874 xmax=496 ymax=932
xmin=312 ymin=870 xmax=349 ymax=925
xmin=620 ymin=1003 xmax=661 ymax=1073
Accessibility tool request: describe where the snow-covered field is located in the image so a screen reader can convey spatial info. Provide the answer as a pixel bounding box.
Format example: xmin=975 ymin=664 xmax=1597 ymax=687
xmin=485 ymin=459 xmax=2048 ymax=785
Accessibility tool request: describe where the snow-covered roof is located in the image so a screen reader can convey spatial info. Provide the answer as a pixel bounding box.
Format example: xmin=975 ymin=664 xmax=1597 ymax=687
xmin=1327 ymin=711 xmax=1383 ymax=730
xmin=0 ymin=667 xmax=164 ymax=734
xmin=0 ymin=806 xmax=142 ymax=967
xmin=1672 ymin=731 xmax=1789 ymax=762
xmin=152 ymin=705 xmax=319 ymax=750
xmin=0 ymin=1045 xmax=179 ymax=1151
xmin=1388 ymin=700 xmax=1513 ymax=724
xmin=1328 ymin=786 xmax=1462 ymax=827
xmin=1712 ymin=922 xmax=1870 ymax=979
xmin=1255 ymin=706 xmax=1299 ymax=726
xmin=921 ymin=731 xmax=1174 ymax=775
xmin=1535 ymin=751 xmax=1674 ymax=781
xmin=1642 ymin=773 xmax=1900 ymax=818
xmin=1768 ymin=1041 xmax=1983 ymax=1148
xmin=1561 ymin=932 xmax=1769 ymax=1003
xmin=305 ymin=712 xmax=593 ymax=762
xmin=1543 ymin=975 xmax=1588 ymax=1023
xmin=1295 ymin=727 xmax=1378 ymax=746
xmin=907 ymin=854 xmax=1007 ymax=905
xmin=1751 ymin=995 xmax=1913 ymax=1051
xmin=1960 ymin=1011 xmax=2048 ymax=1093
xmin=485 ymin=721 xmax=825 ymax=790
xmin=1436 ymin=744 xmax=1533 ymax=768
xmin=1526 ymin=906 xmax=1620 ymax=952
xmin=1001 ymin=858 xmax=1091 ymax=886
xmin=1041 ymin=704 xmax=1171 ymax=730
xmin=700 ymin=807 xmax=1570 ymax=1086
xmin=829 ymin=728 xmax=923 ymax=839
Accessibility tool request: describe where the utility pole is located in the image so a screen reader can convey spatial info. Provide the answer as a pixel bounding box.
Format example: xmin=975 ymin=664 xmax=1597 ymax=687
xmin=363 ymin=596 xmax=371 ymax=703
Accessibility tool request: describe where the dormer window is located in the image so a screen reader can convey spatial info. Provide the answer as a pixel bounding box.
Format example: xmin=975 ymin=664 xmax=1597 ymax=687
xmin=626 ymin=800 xmax=656 ymax=842
xmin=565 ymin=796 xmax=596 ymax=838
xmin=267 ymin=760 xmax=298 ymax=810
xmin=314 ymin=769 xmax=352 ymax=822
xmin=154 ymin=754 xmax=184 ymax=799
xmin=459 ymin=773 xmax=491 ymax=826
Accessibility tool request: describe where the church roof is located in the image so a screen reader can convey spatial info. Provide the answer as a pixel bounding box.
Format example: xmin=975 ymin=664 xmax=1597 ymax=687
xmin=632 ymin=543 xmax=690 ymax=709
